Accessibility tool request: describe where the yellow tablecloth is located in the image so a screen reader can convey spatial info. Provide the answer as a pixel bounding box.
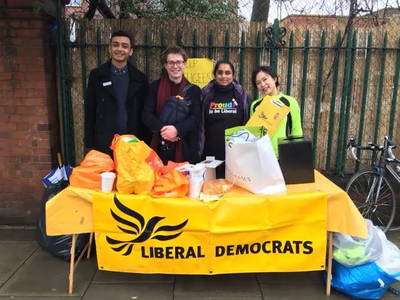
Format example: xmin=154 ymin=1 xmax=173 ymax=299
xmin=93 ymin=190 xmax=328 ymax=273
xmin=46 ymin=170 xmax=367 ymax=238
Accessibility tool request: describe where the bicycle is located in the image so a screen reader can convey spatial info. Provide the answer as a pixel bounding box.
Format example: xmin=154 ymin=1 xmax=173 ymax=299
xmin=345 ymin=135 xmax=400 ymax=232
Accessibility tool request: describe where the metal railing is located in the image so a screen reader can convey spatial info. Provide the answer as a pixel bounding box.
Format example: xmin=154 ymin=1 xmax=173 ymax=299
xmin=56 ymin=4 xmax=400 ymax=174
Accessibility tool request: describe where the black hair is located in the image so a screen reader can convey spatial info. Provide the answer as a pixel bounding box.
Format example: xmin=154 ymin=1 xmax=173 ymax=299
xmin=213 ymin=60 xmax=235 ymax=77
xmin=251 ymin=66 xmax=279 ymax=88
xmin=110 ymin=30 xmax=133 ymax=48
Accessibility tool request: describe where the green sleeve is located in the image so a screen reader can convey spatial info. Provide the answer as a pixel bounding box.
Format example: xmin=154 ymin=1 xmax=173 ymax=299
xmin=249 ymin=97 xmax=263 ymax=117
xmin=288 ymin=97 xmax=303 ymax=136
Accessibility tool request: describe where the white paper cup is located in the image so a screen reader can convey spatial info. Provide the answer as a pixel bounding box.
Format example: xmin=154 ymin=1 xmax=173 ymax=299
xmin=188 ymin=179 xmax=204 ymax=199
xmin=187 ymin=164 xmax=206 ymax=199
xmin=101 ymin=172 xmax=116 ymax=192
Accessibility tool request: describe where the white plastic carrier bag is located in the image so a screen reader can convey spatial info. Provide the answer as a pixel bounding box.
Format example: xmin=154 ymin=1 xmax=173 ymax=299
xmin=225 ymin=126 xmax=286 ymax=194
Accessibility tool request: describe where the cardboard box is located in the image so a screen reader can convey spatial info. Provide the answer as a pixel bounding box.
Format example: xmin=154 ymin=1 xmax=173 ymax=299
xmin=200 ymin=156 xmax=224 ymax=182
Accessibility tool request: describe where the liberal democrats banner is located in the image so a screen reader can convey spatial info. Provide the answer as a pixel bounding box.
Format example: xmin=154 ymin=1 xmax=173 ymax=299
xmin=92 ymin=191 xmax=327 ymax=274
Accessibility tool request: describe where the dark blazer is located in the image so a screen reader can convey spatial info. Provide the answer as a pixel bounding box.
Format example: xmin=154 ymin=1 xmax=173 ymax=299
xmin=142 ymin=79 xmax=201 ymax=164
xmin=84 ymin=60 xmax=150 ymax=156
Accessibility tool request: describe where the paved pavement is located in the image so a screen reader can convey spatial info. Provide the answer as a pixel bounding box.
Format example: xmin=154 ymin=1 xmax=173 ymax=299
xmin=1 ymin=226 xmax=400 ymax=300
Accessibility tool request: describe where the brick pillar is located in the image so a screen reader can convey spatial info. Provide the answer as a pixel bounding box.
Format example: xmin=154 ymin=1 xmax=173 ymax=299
xmin=0 ymin=0 xmax=60 ymax=224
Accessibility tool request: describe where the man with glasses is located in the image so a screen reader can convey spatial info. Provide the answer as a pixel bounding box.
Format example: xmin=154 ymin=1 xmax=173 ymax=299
xmin=84 ymin=30 xmax=150 ymax=156
xmin=142 ymin=45 xmax=201 ymax=164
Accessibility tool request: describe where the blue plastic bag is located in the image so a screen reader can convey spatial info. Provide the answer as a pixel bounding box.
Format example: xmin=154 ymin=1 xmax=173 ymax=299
xmin=42 ymin=165 xmax=73 ymax=188
xmin=331 ymin=260 xmax=397 ymax=299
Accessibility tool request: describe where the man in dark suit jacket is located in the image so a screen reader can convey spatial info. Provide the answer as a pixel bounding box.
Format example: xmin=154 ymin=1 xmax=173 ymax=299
xmin=84 ymin=30 xmax=150 ymax=156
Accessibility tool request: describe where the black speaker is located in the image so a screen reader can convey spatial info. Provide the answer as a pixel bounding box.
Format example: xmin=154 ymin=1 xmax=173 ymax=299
xmin=278 ymin=135 xmax=314 ymax=184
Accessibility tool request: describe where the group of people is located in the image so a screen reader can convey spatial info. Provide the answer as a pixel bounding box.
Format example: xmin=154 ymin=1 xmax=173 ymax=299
xmin=84 ymin=30 xmax=303 ymax=178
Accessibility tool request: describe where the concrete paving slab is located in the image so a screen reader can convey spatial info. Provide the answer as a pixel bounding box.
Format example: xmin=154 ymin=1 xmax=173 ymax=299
xmin=257 ymin=271 xmax=324 ymax=284
xmin=0 ymin=242 xmax=38 ymax=286
xmin=382 ymin=292 xmax=399 ymax=298
xmin=260 ymin=283 xmax=350 ymax=299
xmin=0 ymin=297 xmax=81 ymax=299
xmin=174 ymin=297 xmax=263 ymax=300
xmin=82 ymin=283 xmax=173 ymax=300
xmin=174 ymin=274 xmax=261 ymax=297
xmin=0 ymin=248 xmax=96 ymax=297
xmin=0 ymin=228 xmax=36 ymax=242
xmin=382 ymin=281 xmax=400 ymax=298
xmin=92 ymin=270 xmax=175 ymax=284
xmin=386 ymin=231 xmax=400 ymax=247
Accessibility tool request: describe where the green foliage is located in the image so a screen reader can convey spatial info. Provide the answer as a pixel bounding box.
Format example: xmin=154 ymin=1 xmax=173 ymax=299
xmin=121 ymin=0 xmax=241 ymax=21
xmin=32 ymin=0 xmax=45 ymax=14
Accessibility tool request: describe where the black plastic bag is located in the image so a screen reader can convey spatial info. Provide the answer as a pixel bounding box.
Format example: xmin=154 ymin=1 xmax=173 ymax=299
xmin=36 ymin=180 xmax=90 ymax=262
xmin=159 ymin=84 xmax=193 ymax=124
xmin=159 ymin=95 xmax=191 ymax=124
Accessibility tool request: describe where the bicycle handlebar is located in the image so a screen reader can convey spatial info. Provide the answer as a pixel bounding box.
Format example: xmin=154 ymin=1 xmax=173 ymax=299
xmin=387 ymin=147 xmax=400 ymax=163
xmin=350 ymin=147 xmax=360 ymax=162
xmin=347 ymin=136 xmax=400 ymax=163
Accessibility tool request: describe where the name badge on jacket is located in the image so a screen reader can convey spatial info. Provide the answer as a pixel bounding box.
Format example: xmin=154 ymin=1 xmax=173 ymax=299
xmin=103 ymin=81 xmax=112 ymax=86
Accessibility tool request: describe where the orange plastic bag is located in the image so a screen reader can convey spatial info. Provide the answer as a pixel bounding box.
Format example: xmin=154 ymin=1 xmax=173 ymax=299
xmin=151 ymin=162 xmax=189 ymax=198
xmin=202 ymin=179 xmax=233 ymax=195
xmin=69 ymin=150 xmax=114 ymax=190
xmin=111 ymin=134 xmax=163 ymax=194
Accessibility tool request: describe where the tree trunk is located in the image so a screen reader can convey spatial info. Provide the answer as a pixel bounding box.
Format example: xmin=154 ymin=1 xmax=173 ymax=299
xmin=251 ymin=0 xmax=269 ymax=22
xmin=84 ymin=0 xmax=99 ymax=19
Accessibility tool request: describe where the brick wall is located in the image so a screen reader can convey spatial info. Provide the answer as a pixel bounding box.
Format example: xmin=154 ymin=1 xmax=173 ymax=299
xmin=0 ymin=0 xmax=60 ymax=224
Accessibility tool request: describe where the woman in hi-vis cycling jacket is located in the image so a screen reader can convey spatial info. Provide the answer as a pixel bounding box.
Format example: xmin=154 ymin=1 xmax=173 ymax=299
xmin=251 ymin=66 xmax=303 ymax=157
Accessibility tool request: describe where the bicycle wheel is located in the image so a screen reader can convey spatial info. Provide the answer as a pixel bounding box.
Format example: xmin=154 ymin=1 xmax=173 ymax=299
xmin=345 ymin=168 xmax=396 ymax=233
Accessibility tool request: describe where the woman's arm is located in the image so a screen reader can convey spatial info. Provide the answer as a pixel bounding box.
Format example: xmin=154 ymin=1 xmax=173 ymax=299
xmin=249 ymin=97 xmax=262 ymax=117
xmin=290 ymin=98 xmax=303 ymax=136
xmin=245 ymin=93 xmax=253 ymax=122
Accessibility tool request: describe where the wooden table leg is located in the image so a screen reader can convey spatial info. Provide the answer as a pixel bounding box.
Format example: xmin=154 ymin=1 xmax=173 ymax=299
xmin=326 ymin=231 xmax=333 ymax=296
xmin=87 ymin=232 xmax=94 ymax=259
xmin=69 ymin=234 xmax=77 ymax=294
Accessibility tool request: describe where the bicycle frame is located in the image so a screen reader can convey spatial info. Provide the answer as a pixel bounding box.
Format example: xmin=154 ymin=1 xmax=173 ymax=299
xmin=366 ymin=144 xmax=400 ymax=207
xmin=347 ymin=135 xmax=399 ymax=231
xmin=377 ymin=137 xmax=400 ymax=184
xmin=385 ymin=164 xmax=400 ymax=184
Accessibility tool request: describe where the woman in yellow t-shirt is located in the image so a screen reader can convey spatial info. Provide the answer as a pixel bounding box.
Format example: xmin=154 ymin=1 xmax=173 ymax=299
xmin=250 ymin=66 xmax=303 ymax=157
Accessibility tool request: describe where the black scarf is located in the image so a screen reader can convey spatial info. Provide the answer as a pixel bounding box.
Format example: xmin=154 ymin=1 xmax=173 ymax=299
xmin=214 ymin=82 xmax=234 ymax=93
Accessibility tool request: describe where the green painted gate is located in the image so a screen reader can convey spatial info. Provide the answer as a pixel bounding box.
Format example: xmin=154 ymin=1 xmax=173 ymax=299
xmin=56 ymin=0 xmax=400 ymax=174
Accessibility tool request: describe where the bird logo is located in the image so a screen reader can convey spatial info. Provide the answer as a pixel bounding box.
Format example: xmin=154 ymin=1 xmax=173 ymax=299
xmin=106 ymin=195 xmax=188 ymax=256
xmin=259 ymin=111 xmax=268 ymax=121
